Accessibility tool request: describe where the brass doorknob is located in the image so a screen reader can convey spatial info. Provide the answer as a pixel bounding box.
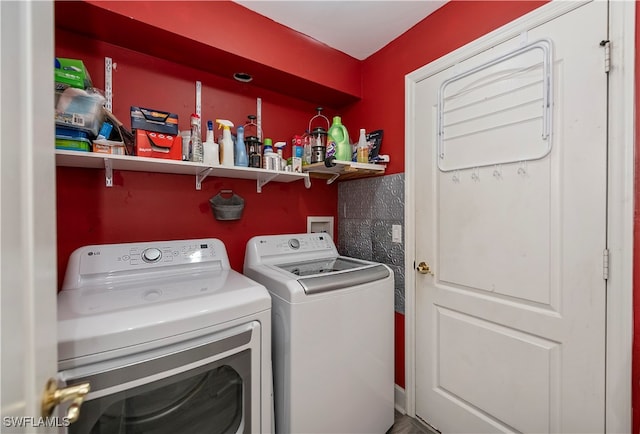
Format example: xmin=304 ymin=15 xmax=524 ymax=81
xmin=42 ymin=378 xmax=90 ymax=423
xmin=417 ymin=261 xmax=432 ymax=275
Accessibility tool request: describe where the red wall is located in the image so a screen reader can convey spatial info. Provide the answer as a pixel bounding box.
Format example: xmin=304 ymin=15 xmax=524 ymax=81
xmin=54 ymin=29 xmax=340 ymax=286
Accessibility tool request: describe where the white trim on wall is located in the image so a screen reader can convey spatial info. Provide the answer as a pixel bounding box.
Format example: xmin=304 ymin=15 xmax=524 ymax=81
xmin=404 ymin=2 xmax=634 ymax=432
xmin=395 ymin=385 xmax=407 ymax=415
xmin=604 ymin=1 xmax=635 ymax=431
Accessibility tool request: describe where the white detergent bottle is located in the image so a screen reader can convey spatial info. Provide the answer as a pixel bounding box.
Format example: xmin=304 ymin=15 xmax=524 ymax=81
xmin=203 ymin=120 xmax=219 ymax=166
xmin=216 ymin=119 xmax=235 ymax=167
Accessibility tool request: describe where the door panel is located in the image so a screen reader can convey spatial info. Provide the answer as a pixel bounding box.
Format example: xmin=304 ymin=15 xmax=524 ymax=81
xmin=413 ymin=2 xmax=607 ymax=432
xmin=436 ymin=307 xmax=558 ymax=434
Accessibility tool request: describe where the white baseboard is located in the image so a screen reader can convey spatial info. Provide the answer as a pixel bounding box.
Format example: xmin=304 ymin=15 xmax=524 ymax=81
xmin=394 ymin=384 xmax=406 ymax=414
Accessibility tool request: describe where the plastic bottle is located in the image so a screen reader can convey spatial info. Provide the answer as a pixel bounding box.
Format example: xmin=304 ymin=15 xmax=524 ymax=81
xmin=263 ymin=138 xmax=277 ymax=170
xmin=356 ymin=128 xmax=369 ymax=163
xmin=180 ymin=130 xmax=191 ymax=161
xmin=302 ymin=130 xmax=312 ymax=165
xmin=263 ymin=138 xmax=273 ymax=155
xmin=275 ymin=141 xmax=287 ymax=170
xmin=234 ymin=126 xmax=249 ymax=167
xmin=291 ymin=135 xmax=303 ymax=159
xmin=203 ymin=120 xmax=219 ymax=166
xmin=327 ymin=116 xmax=351 ymax=161
xmin=190 ymin=114 xmax=203 ymax=163
xmin=216 ymin=119 xmax=234 ymax=167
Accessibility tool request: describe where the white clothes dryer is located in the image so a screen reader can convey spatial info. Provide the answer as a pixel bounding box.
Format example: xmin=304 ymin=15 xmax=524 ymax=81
xmin=244 ymin=233 xmax=394 ymax=434
xmin=57 ymin=239 xmax=272 ymax=434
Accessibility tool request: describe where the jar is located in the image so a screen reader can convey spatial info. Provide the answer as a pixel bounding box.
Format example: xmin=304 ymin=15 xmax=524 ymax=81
xmin=244 ymin=115 xmax=263 ymax=168
xmin=308 ymin=107 xmax=330 ymax=164
xmin=246 ymin=135 xmax=262 ymax=168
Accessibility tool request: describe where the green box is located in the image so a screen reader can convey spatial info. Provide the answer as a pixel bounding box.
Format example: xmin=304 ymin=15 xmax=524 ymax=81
xmin=55 ymin=137 xmax=91 ymax=152
xmin=55 ymin=58 xmax=92 ymax=89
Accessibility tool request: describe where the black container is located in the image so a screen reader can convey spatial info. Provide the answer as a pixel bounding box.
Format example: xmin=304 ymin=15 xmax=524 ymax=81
xmin=246 ymin=135 xmax=262 ymax=168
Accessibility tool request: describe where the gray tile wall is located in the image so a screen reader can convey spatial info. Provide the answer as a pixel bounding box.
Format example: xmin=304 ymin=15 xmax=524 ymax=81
xmin=337 ymin=173 xmax=405 ymax=313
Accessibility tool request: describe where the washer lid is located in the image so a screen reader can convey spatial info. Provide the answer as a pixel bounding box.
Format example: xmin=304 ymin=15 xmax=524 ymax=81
xmin=57 ymin=269 xmax=270 ymax=364
xmin=275 ymin=256 xmax=367 ymax=277
xmin=273 ymin=257 xmax=390 ymax=294
xmin=297 ymin=264 xmax=390 ymax=294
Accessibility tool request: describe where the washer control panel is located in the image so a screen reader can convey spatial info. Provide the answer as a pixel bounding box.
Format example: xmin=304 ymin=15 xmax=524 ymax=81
xmin=64 ymin=239 xmax=230 ymax=289
xmin=254 ymin=233 xmax=336 ymax=257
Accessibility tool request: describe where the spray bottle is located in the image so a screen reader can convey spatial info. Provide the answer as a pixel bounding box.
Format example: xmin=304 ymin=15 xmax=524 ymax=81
xmin=190 ymin=114 xmax=203 ymax=163
xmin=216 ymin=119 xmax=234 ymax=167
xmin=235 ymin=125 xmax=249 ymax=167
xmin=275 ymin=141 xmax=287 ymax=171
xmin=203 ymin=120 xmax=219 ymax=166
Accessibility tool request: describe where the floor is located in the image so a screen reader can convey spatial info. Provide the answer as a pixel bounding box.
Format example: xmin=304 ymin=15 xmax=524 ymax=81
xmin=387 ymin=411 xmax=438 ymax=434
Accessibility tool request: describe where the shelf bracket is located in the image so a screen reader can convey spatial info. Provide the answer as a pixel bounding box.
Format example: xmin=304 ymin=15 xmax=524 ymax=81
xmin=304 ymin=175 xmax=311 ymax=189
xmin=257 ymin=173 xmax=278 ymax=193
xmin=326 ymin=173 xmax=340 ymax=185
xmin=196 ymin=167 xmax=213 ymax=190
xmin=104 ymin=158 xmax=113 ymax=187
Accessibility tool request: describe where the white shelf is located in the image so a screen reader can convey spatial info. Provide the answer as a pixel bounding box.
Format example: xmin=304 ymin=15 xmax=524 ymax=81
xmin=302 ymin=160 xmax=386 ymax=184
xmin=55 ymin=150 xmax=311 ymax=192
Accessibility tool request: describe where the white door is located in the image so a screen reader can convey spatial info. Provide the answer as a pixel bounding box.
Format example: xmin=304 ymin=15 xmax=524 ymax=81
xmin=1 ymin=1 xmax=59 ymax=431
xmin=411 ymin=2 xmax=607 ymax=433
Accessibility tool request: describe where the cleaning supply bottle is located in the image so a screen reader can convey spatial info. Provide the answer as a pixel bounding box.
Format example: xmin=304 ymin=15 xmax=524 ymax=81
xmin=327 ymin=116 xmax=351 ymax=161
xmin=356 ymin=128 xmax=369 ymax=163
xmin=302 ymin=130 xmax=312 ymax=165
xmin=234 ymin=126 xmax=249 ymax=167
xmin=216 ymin=119 xmax=234 ymax=167
xmin=275 ymin=141 xmax=286 ymax=159
xmin=190 ymin=114 xmax=203 ymax=163
xmin=275 ymin=141 xmax=287 ymax=171
xmin=263 ymin=138 xmax=273 ymax=155
xmin=263 ymin=138 xmax=277 ymax=170
xmin=203 ymin=120 xmax=219 ymax=166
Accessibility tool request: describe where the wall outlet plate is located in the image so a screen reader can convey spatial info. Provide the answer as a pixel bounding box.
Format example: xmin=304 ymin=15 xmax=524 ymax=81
xmin=392 ymin=224 xmax=402 ymax=243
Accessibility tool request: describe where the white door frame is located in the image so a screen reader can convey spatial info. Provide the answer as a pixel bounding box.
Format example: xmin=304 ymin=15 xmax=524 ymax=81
xmin=404 ymin=2 xmax=635 ymax=433
xmin=0 ymin=0 xmax=58 ymax=428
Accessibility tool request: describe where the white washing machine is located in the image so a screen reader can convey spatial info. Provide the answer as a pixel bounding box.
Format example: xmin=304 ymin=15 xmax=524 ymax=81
xmin=243 ymin=233 xmax=394 ymax=434
xmin=57 ymin=238 xmax=272 ymax=434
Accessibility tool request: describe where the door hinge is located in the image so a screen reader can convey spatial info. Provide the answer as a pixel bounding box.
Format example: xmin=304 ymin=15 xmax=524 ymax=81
xmin=600 ymin=40 xmax=611 ymax=73
xmin=603 ymin=248 xmax=610 ymax=280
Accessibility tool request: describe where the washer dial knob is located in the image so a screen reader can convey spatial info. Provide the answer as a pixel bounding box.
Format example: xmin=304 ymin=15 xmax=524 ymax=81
xmin=288 ymin=239 xmax=300 ymax=250
xmin=142 ymin=248 xmax=162 ymax=263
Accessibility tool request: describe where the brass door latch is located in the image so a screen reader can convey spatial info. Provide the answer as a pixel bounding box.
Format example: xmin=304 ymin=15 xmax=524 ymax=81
xmin=42 ymin=378 xmax=90 ymax=423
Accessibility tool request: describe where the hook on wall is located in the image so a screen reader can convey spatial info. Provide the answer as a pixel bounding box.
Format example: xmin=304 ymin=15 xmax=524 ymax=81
xmin=471 ymin=167 xmax=480 ymax=182
xmin=517 ymin=161 xmax=528 ymax=176
xmin=493 ymin=164 xmax=502 ymax=180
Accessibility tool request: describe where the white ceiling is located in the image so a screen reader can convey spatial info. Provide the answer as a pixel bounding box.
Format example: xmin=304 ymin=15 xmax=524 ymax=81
xmin=234 ymin=1 xmax=448 ymax=60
